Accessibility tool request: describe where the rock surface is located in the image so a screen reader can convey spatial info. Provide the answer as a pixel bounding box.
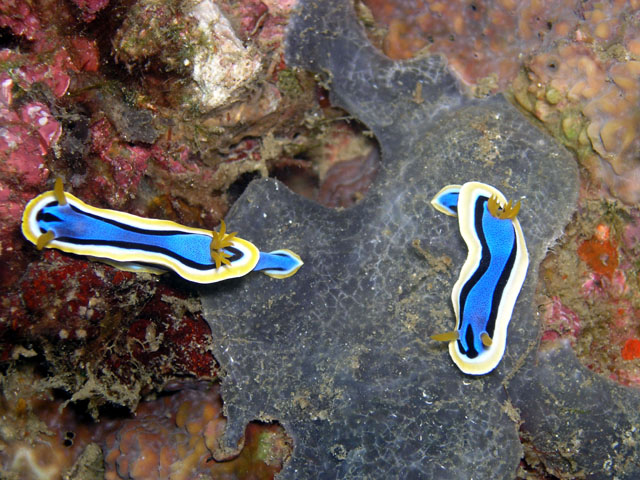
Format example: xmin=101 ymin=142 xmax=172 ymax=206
xmin=197 ymin=1 xmax=640 ymax=478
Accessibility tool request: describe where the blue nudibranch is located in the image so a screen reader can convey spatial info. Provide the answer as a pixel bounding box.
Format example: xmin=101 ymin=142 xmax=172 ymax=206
xmin=22 ymin=179 xmax=303 ymax=283
xmin=430 ymin=181 xmax=529 ymax=375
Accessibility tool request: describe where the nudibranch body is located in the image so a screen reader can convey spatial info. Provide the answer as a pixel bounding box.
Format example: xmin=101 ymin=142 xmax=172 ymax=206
xmin=430 ymin=181 xmax=529 ymax=375
xmin=22 ymin=179 xmax=303 ymax=283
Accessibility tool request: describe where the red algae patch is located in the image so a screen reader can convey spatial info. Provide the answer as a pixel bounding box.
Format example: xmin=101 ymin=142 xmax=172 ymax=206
xmin=576 ymin=227 xmax=618 ymax=279
xmin=6 ymin=250 xmax=219 ymax=413
xmin=622 ymin=338 xmax=640 ymax=361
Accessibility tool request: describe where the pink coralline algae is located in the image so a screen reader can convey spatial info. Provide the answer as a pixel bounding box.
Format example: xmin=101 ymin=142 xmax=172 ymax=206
xmin=0 ymin=46 xmax=76 ymax=98
xmin=0 ymin=0 xmax=45 ymax=44
xmin=86 ymin=118 xmax=152 ymax=208
xmin=540 ymin=296 xmax=581 ymax=347
xmin=71 ymin=0 xmax=110 ymax=22
xmin=68 ymin=37 xmax=101 ymax=72
xmin=0 ymin=103 xmax=52 ymax=188
xmin=0 ymin=72 xmax=58 ymax=190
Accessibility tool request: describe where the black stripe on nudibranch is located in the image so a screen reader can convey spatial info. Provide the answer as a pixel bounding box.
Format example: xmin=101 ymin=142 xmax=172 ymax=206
xmin=457 ymin=197 xmax=491 ymax=358
xmin=484 ymin=234 xmax=517 ymax=340
xmin=456 ymin=196 xmax=518 ymax=359
xmin=36 ymin=212 xmax=62 ymax=224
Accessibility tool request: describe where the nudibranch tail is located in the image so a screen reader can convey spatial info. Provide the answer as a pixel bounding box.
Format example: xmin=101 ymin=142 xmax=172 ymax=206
xmin=429 ymin=181 xmax=529 ymax=375
xmin=22 ymin=179 xmax=303 ymax=284
xmin=255 ymin=250 xmax=304 ymax=279
xmin=430 ymin=184 xmax=461 ymax=217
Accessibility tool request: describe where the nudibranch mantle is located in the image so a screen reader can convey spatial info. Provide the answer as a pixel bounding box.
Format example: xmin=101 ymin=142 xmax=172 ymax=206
xmin=22 ymin=180 xmax=303 ymax=284
xmin=431 ymin=181 xmax=529 ymax=375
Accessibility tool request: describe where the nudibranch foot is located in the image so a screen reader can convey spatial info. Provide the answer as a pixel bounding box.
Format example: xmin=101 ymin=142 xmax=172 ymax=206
xmin=429 ymin=181 xmax=529 ymax=375
xmin=22 ymin=179 xmax=303 ymax=284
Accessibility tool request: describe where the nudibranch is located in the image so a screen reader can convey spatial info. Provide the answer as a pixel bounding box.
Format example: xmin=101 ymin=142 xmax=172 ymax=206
xmin=430 ymin=181 xmax=529 ymax=375
xmin=22 ymin=179 xmax=303 ymax=283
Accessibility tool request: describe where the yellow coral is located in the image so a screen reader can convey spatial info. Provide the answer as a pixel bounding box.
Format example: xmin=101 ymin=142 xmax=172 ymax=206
xmin=209 ymin=220 xmax=237 ymax=269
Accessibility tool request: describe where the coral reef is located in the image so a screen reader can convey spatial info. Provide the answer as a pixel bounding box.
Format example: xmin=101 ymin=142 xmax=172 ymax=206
xmin=8 ymin=248 xmax=218 ymax=412
xmin=362 ymin=0 xmax=640 ymax=203
xmin=196 ymin=0 xmax=640 ymax=478
xmin=0 ymin=371 xmax=291 ymax=480
xmin=0 ymin=0 xmax=368 ymax=476
xmin=540 ymin=193 xmax=640 ymax=387
xmin=5 ymin=0 xmax=639 ymax=478
xmin=362 ymin=0 xmax=579 ymax=90
xmin=0 ymin=0 xmax=367 ymax=413
xmin=102 ymin=382 xmax=290 ymax=480
xmin=197 ymin=0 xmax=586 ymax=477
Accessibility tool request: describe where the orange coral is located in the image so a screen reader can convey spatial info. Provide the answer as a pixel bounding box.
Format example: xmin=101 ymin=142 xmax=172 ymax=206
xmin=365 ymin=0 xmax=581 ymax=91
xmin=104 ymin=383 xmax=291 ymax=480
xmin=577 ymin=230 xmax=619 ymax=279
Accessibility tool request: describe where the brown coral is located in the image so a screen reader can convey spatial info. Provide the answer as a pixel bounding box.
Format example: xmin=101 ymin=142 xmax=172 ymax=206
xmin=0 ymin=375 xmax=291 ymax=480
